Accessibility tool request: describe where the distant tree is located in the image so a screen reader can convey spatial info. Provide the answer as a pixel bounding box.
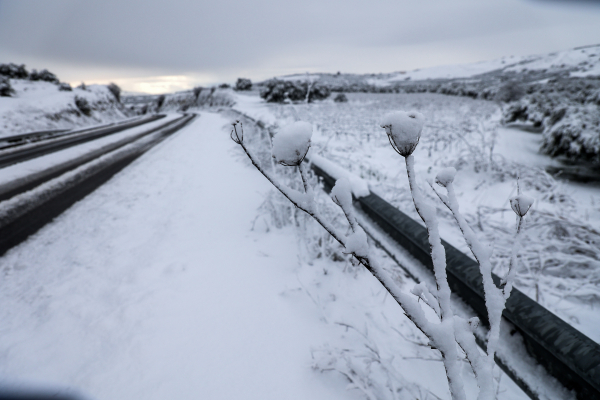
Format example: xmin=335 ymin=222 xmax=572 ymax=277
xmin=495 ymin=80 xmax=525 ymax=103
xmin=259 ymin=79 xmax=330 ymax=103
xmin=334 ymin=93 xmax=348 ymax=103
xmin=77 ymin=82 xmax=87 ymax=90
xmin=193 ymin=86 xmax=203 ymax=102
xmin=156 ymin=94 xmax=166 ymax=112
xmin=0 ymin=63 xmax=29 ymax=79
xmin=219 ymin=83 xmax=230 ymax=89
xmin=235 ymin=78 xmax=252 ymax=91
xmin=29 ymin=69 xmax=59 ymax=83
xmin=0 ymin=77 xmax=14 ymax=97
xmin=107 ymin=83 xmax=121 ymax=102
xmin=74 ymin=96 xmax=92 ymax=116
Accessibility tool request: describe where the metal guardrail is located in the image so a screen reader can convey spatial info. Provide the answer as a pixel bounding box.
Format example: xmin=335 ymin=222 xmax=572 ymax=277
xmin=310 ymin=162 xmax=600 ymax=400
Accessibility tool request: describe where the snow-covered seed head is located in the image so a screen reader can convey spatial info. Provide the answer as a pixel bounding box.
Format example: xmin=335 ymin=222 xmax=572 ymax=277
xmin=510 ymin=194 xmax=534 ymax=217
xmin=380 ymin=111 xmax=425 ymax=157
xmin=435 ymin=167 xmax=457 ymax=188
xmin=271 ymin=121 xmax=312 ymax=166
xmin=230 ymin=120 xmax=243 ymax=144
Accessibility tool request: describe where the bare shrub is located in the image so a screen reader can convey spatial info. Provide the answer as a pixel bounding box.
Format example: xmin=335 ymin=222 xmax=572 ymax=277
xmin=0 ymin=63 xmax=29 ymax=79
xmin=334 ymin=93 xmax=348 ymax=103
xmin=260 ymin=79 xmax=330 ymax=103
xmin=58 ymin=82 xmax=72 ymax=92
xmin=0 ymin=77 xmax=14 ymax=97
xmin=235 ymin=78 xmax=252 ymax=91
xmin=74 ymin=96 xmax=92 ymax=116
xmin=156 ymin=94 xmax=166 ymax=112
xmin=30 ymin=69 xmax=59 ymax=83
xmin=107 ymin=82 xmax=121 ymax=102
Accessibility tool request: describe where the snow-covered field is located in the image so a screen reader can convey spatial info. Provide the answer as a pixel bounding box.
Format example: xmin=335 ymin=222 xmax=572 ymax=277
xmin=233 ymin=91 xmax=600 ymax=346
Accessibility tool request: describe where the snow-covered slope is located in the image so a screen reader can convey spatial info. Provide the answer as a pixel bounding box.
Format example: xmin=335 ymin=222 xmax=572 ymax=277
xmin=273 ymin=44 xmax=600 ymax=89
xmin=0 ymin=80 xmax=132 ymax=138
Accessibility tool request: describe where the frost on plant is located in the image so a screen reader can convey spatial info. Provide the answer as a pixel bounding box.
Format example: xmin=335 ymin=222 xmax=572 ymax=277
xmin=232 ymin=110 xmax=531 ymax=400
xmin=381 ymin=110 xmax=425 ymax=157
xmin=271 ymin=121 xmax=312 ymax=166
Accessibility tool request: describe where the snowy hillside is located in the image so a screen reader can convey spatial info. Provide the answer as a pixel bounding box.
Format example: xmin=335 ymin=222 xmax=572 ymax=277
xmin=0 ymin=66 xmax=133 ymax=137
xmin=276 ymin=44 xmax=600 ymax=87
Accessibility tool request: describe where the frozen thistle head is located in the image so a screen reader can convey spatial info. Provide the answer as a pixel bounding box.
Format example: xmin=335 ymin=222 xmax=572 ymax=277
xmin=230 ymin=120 xmax=243 ymax=144
xmin=272 ymin=121 xmax=312 ymax=166
xmin=435 ymin=167 xmax=457 ymax=188
xmin=380 ymin=111 xmax=425 ymax=157
xmin=510 ymin=194 xmax=534 ymax=217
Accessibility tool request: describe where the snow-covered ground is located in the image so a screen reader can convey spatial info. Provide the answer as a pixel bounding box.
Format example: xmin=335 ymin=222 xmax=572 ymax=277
xmin=0 ymin=113 xmax=359 ymax=399
xmin=0 ymin=80 xmax=131 ymax=137
xmin=0 ymin=114 xmax=180 ymax=187
xmin=232 ymin=91 xmax=600 ymax=346
xmin=0 ymin=111 xmax=542 ymax=399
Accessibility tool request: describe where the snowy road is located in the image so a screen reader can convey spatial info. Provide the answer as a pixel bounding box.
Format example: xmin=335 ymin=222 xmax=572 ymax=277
xmin=0 ymin=113 xmax=358 ymax=400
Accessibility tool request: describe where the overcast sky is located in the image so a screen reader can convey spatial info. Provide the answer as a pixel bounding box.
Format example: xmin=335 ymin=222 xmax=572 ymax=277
xmin=1 ymin=0 xmax=599 ymax=93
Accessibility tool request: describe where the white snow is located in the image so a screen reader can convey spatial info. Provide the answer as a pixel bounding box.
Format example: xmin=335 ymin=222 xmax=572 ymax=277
xmin=271 ymin=121 xmax=312 ymax=166
xmin=0 ymin=80 xmax=130 ymax=137
xmin=330 ymin=178 xmax=353 ymax=209
xmin=308 ymin=154 xmax=370 ymax=198
xmin=0 ymin=113 xmax=362 ymax=400
xmin=380 ymin=110 xmax=425 ymax=156
xmin=386 ymin=56 xmax=526 ymax=82
xmin=231 ymin=92 xmax=277 ymax=126
xmin=435 ymin=167 xmax=456 ymax=188
xmin=0 ymin=114 xmax=181 ymax=187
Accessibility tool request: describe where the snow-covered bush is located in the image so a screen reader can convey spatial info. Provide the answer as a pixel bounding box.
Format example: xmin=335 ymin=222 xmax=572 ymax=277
xmin=334 ymin=93 xmax=348 ymax=103
xmin=0 ymin=63 xmax=29 ymax=79
xmin=156 ymin=94 xmax=166 ymax=112
xmin=503 ymin=79 xmax=600 ymax=164
xmin=494 ymin=80 xmax=525 ymax=103
xmin=58 ymin=82 xmax=72 ymax=91
xmin=231 ymin=112 xmax=530 ymax=400
xmin=29 ymin=69 xmax=59 ymax=83
xmin=107 ymin=82 xmax=121 ymax=102
xmin=235 ymin=78 xmax=252 ymax=91
xmin=260 ymin=79 xmax=330 ymax=103
xmin=0 ymin=77 xmax=14 ymax=97
xmin=541 ymin=105 xmax=600 ymax=163
xmin=193 ymin=86 xmax=203 ymax=103
xmin=74 ymin=96 xmax=92 ymax=116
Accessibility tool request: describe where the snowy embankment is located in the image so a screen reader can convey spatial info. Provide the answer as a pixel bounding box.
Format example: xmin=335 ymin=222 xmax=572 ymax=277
xmin=0 ymin=80 xmax=131 ymax=137
xmin=0 ymin=113 xmax=362 ymax=400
